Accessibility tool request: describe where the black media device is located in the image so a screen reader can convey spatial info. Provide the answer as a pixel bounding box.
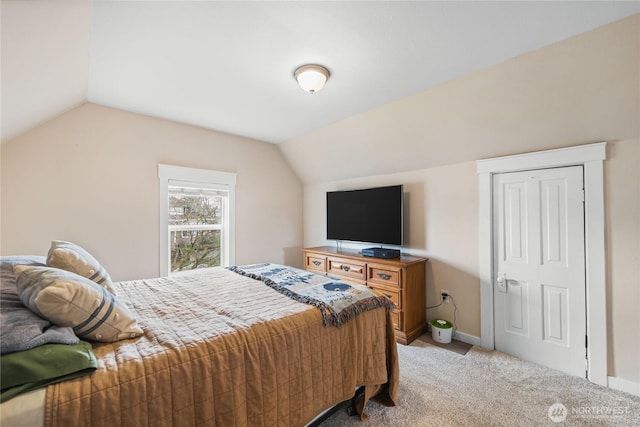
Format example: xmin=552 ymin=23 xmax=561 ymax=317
xmin=326 ymin=185 xmax=403 ymax=258
xmin=361 ymin=247 xmax=401 ymax=259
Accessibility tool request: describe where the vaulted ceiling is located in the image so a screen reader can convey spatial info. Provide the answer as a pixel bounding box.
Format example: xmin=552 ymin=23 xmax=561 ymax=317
xmin=2 ymin=1 xmax=638 ymax=147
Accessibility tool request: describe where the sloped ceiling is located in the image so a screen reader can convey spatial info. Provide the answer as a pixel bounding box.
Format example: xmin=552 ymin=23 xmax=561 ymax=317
xmin=1 ymin=0 xmax=93 ymax=143
xmin=1 ymin=2 xmax=638 ymax=165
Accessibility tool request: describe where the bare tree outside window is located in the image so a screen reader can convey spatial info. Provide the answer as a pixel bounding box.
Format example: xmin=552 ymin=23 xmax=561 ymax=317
xmin=168 ymin=186 xmax=225 ymax=272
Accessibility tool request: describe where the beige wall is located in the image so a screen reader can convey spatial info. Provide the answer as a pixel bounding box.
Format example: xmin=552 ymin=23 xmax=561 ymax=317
xmin=604 ymin=138 xmax=640 ymax=384
xmin=0 ymin=103 xmax=304 ymax=280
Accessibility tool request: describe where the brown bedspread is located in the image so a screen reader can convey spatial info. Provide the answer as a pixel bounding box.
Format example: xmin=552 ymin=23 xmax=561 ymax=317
xmin=44 ymin=267 xmax=398 ymax=426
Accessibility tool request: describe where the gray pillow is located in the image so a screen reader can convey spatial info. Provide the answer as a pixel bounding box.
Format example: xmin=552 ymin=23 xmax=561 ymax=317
xmin=0 ymin=256 xmax=79 ymax=354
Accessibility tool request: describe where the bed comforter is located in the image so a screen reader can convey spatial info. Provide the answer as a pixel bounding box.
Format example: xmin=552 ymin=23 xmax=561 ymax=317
xmin=43 ymin=267 xmax=398 ymax=426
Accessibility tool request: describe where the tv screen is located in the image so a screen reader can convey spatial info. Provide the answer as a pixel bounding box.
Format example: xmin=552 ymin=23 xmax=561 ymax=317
xmin=326 ymin=185 xmax=403 ymax=246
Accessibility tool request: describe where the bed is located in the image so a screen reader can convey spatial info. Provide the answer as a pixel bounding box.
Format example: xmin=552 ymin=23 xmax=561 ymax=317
xmin=1 ymin=250 xmax=399 ymax=426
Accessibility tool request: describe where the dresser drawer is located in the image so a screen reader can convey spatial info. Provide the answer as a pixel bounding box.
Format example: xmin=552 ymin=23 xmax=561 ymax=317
xmin=327 ymin=257 xmax=366 ymax=281
xmin=390 ymin=310 xmax=403 ymax=330
xmin=305 ymin=254 xmax=326 ymax=273
xmin=368 ymin=266 xmax=401 ymax=287
xmin=369 ymin=283 xmax=401 ymax=309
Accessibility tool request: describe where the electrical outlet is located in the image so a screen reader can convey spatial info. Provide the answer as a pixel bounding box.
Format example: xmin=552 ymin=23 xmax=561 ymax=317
xmin=441 ymin=289 xmax=450 ymax=303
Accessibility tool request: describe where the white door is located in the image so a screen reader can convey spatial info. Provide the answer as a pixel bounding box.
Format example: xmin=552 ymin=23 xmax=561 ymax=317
xmin=493 ymin=166 xmax=586 ymax=377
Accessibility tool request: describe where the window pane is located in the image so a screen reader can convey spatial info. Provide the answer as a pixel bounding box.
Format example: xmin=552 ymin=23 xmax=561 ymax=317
xmin=170 ymin=229 xmax=221 ymax=272
xmin=168 ymin=186 xmax=224 ymax=226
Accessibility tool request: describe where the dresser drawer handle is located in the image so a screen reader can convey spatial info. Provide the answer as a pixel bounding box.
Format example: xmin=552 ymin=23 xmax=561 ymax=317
xmin=332 ymin=263 xmax=362 ymax=273
xmin=382 ymin=293 xmax=393 ymax=299
xmin=312 ymin=260 xmax=321 ymax=266
xmin=377 ymin=273 xmax=392 ymax=280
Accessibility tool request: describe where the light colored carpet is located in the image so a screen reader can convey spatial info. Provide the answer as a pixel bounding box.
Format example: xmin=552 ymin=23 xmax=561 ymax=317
xmin=321 ymin=339 xmax=640 ymax=426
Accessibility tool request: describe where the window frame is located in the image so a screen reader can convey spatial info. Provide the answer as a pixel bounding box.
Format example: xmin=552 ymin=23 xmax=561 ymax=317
xmin=158 ymin=164 xmax=236 ymax=277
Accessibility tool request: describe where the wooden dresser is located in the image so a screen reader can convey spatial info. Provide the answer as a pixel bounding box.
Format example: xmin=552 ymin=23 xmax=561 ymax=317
xmin=302 ymin=246 xmax=428 ymax=345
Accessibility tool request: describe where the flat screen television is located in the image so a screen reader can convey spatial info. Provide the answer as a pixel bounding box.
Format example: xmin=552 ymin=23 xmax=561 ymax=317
xmin=326 ymin=185 xmax=403 ymax=246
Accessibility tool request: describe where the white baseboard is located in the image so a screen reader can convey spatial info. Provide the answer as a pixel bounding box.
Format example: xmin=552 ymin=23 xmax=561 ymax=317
xmin=608 ymin=376 xmax=640 ymax=397
xmin=452 ymin=330 xmax=481 ymax=347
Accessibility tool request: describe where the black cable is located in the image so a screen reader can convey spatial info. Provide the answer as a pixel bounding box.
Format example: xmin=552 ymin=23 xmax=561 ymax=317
xmin=426 ymin=301 xmax=444 ymax=309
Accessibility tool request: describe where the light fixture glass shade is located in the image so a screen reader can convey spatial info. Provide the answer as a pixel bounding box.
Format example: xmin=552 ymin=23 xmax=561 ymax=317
xmin=294 ymin=64 xmax=330 ymax=94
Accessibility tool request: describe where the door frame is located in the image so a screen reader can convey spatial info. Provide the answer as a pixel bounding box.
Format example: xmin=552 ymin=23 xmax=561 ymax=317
xmin=477 ymin=142 xmax=607 ymax=386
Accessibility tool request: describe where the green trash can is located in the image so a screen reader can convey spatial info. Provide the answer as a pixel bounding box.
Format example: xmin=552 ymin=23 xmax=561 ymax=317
xmin=430 ymin=319 xmax=453 ymax=343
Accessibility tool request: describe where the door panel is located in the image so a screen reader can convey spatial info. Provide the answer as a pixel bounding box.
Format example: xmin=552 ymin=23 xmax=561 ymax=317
xmin=494 ymin=166 xmax=586 ymax=377
xmin=504 ymin=182 xmax=527 ymax=263
xmin=542 ymin=284 xmax=568 ymax=345
xmin=541 ymin=178 xmax=564 ymax=264
xmin=505 ymin=280 xmax=529 ymax=336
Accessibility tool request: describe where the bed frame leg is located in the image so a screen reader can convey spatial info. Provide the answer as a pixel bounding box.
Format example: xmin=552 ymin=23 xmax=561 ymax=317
xmin=345 ymin=386 xmax=365 ymax=417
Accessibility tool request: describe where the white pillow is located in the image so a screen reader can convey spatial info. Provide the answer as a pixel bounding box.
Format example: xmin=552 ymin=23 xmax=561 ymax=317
xmin=15 ymin=265 xmax=143 ymax=342
xmin=47 ymin=240 xmax=115 ymax=294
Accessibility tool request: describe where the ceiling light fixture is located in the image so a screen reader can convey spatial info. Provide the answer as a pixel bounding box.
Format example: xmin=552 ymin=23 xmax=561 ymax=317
xmin=294 ymin=64 xmax=330 ymax=94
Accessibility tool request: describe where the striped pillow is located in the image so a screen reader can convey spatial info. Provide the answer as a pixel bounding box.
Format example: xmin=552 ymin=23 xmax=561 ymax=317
xmin=47 ymin=241 xmax=115 ymax=294
xmin=14 ymin=265 xmax=143 ymax=342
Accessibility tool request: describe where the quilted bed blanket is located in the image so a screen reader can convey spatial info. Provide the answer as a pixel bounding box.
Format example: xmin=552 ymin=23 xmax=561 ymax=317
xmin=43 ymin=267 xmax=398 ymax=426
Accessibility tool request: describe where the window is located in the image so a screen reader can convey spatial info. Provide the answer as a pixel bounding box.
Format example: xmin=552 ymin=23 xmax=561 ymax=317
xmin=158 ymin=165 xmax=236 ymax=276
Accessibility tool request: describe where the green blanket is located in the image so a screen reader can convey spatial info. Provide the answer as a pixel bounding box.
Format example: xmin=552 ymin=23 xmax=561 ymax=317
xmin=1 ymin=340 xmax=97 ymax=402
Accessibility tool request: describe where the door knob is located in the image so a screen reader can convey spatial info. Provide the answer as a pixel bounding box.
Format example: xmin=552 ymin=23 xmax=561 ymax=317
xmin=496 ymin=272 xmax=507 ymax=293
